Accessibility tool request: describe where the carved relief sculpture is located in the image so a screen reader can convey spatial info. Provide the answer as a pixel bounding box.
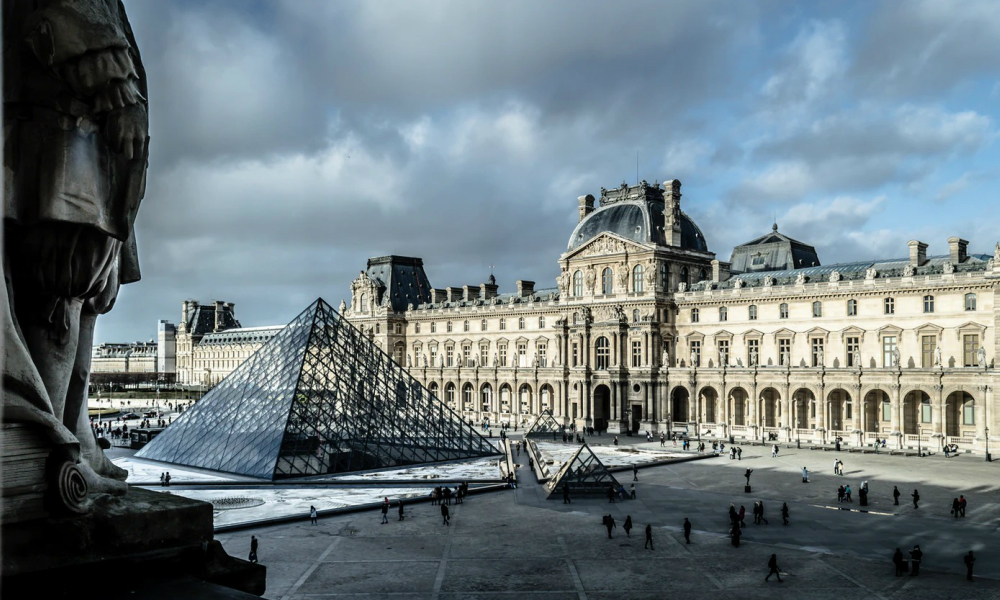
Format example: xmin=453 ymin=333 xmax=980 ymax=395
xmin=978 ymin=346 xmax=987 ymax=368
xmin=617 ymin=261 xmax=629 ymax=289
xmin=584 ymin=266 xmax=597 ymax=292
xmin=3 ymin=0 xmax=151 ymax=512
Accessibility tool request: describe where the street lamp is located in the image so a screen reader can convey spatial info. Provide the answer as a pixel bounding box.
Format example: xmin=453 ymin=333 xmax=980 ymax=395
xmin=625 ymin=406 xmax=632 ymax=436
xmin=986 ymin=426 xmax=992 ymax=462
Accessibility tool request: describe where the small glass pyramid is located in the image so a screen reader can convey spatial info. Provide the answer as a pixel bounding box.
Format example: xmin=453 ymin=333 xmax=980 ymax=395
xmin=137 ymin=299 xmax=498 ymax=479
xmin=544 ymin=442 xmax=621 ymax=498
xmin=523 ymin=410 xmax=565 ymax=438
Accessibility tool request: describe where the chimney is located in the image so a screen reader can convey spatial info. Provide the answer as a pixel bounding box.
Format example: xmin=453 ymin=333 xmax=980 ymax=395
xmin=578 ymin=195 xmax=595 ymax=222
xmin=908 ymin=240 xmax=928 ymax=267
xmin=516 ymin=280 xmax=535 ymax=297
xmin=181 ymin=300 xmax=191 ymax=325
xmin=663 ymin=179 xmax=683 ymax=246
xmin=430 ymin=288 xmax=447 ymax=304
xmin=463 ymin=285 xmax=480 ymax=302
xmin=446 ymin=286 xmax=463 ymax=302
xmin=711 ymin=260 xmax=721 ymax=282
xmin=213 ymin=300 xmax=224 ymax=332
xmin=947 ymin=237 xmax=968 ymax=264
xmin=480 ymin=282 xmax=499 ymax=300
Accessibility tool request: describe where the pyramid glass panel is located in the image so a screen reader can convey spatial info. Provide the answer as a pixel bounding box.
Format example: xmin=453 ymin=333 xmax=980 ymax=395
xmin=524 ymin=410 xmax=565 ymax=439
xmin=544 ymin=442 xmax=620 ymax=498
xmin=138 ymin=298 xmax=498 ymax=479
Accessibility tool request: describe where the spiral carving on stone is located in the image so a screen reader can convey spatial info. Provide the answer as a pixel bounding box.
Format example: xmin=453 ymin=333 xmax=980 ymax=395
xmin=55 ymin=460 xmax=89 ymax=514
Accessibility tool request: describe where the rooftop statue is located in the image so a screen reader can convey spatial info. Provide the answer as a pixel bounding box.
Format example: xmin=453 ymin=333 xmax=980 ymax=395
xmin=4 ymin=0 xmax=149 ymax=511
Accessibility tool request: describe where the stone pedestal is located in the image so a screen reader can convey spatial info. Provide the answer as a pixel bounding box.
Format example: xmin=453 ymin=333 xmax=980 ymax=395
xmin=2 ymin=488 xmax=265 ymax=597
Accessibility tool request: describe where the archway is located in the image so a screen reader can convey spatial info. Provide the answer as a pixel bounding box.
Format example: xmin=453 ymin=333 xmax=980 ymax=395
xmin=499 ymin=384 xmax=512 ymax=414
xmin=700 ymin=387 xmax=718 ymax=423
xmin=519 ymin=384 xmax=533 ymax=415
xmin=902 ymin=390 xmax=931 ymax=435
xmin=945 ymin=391 xmax=975 ymax=437
xmin=826 ymin=388 xmax=852 ymax=432
xmin=729 ymin=387 xmax=748 ymax=426
xmin=540 ymin=384 xmax=553 ymax=412
xmin=759 ymin=387 xmax=780 ymax=428
xmin=593 ymin=385 xmax=611 ymax=432
xmin=428 ymin=382 xmax=440 ymax=402
xmin=445 ymin=382 xmax=457 ymax=410
xmin=462 ymin=383 xmax=474 ymax=413
xmin=671 ymin=387 xmax=690 ymax=423
xmin=792 ymin=388 xmax=814 ymax=429
xmin=480 ymin=383 xmax=493 ymax=414
xmin=863 ymin=390 xmax=888 ymax=435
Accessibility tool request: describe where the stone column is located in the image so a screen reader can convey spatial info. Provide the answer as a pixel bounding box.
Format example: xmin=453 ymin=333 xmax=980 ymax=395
xmin=781 ymin=385 xmax=792 ymax=441
xmin=976 ymin=384 xmax=988 ymax=444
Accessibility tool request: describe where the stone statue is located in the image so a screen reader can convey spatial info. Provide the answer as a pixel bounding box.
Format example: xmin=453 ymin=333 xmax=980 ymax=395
xmin=662 ymin=350 xmax=669 ymax=367
xmin=493 ymin=353 xmax=498 ymax=367
xmin=750 ymin=348 xmax=758 ymax=366
xmin=995 ymin=242 xmax=1000 ymax=264
xmin=617 ymin=262 xmax=629 ymax=289
xmin=943 ymin=261 xmax=955 ymax=274
xmin=584 ymin=266 xmax=597 ymax=292
xmin=645 ymin=259 xmax=656 ymax=285
xmin=829 ymin=270 xmax=841 ymax=283
xmin=763 ymin=275 xmax=774 ymax=287
xmin=933 ymin=346 xmax=942 ymax=367
xmin=690 ymin=351 xmax=698 ymax=367
xmin=865 ymin=267 xmax=877 ymax=280
xmin=902 ymin=264 xmax=914 ymax=277
xmin=891 ymin=347 xmax=900 ymax=367
xmin=339 ymin=299 xmax=347 ymax=313
xmin=733 ymin=278 xmax=744 ymax=289
xmin=853 ymin=349 xmax=862 ymax=368
xmin=816 ymin=347 xmax=824 ymax=366
xmin=795 ymin=272 xmax=806 ymax=285
xmin=3 ymin=0 xmax=151 ymax=508
xmin=613 ymin=304 xmax=625 ymax=322
xmin=406 ymin=354 xmax=412 ymax=367
xmin=978 ymin=346 xmax=987 ymax=369
xmin=782 ymin=350 xmax=790 ymax=367
xmin=678 ymin=282 xmax=687 ymax=292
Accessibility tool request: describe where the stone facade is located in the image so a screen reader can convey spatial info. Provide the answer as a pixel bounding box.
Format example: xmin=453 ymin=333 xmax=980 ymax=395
xmin=91 ymin=342 xmax=159 ymax=374
xmin=343 ymin=179 xmax=1000 ymax=455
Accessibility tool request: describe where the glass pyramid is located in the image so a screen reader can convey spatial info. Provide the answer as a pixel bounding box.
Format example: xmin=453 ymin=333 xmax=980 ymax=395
xmin=524 ymin=410 xmax=565 ymax=439
xmin=137 ymin=298 xmax=499 ymax=479
xmin=544 ymin=442 xmax=620 ymax=498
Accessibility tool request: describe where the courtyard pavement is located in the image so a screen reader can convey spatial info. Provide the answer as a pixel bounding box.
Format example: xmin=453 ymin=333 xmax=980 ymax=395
xmin=215 ymin=434 xmax=1000 ymax=599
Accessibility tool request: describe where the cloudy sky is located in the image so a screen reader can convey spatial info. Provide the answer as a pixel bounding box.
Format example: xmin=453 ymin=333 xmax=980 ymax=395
xmin=98 ymin=0 xmax=1000 ymax=343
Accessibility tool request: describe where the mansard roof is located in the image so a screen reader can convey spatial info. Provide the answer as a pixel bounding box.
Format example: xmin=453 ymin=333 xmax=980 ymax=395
xmin=365 ymin=255 xmax=433 ymax=312
xmin=730 ymin=223 xmax=821 ymax=273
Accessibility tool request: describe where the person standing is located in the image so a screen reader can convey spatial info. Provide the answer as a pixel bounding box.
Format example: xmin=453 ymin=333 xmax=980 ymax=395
xmin=738 ymin=505 xmax=746 ymax=528
xmin=398 ymin=499 xmax=405 ymax=521
xmin=249 ymin=536 xmax=258 ymax=563
xmin=633 ymin=464 xmax=639 ymax=481
xmin=683 ymin=518 xmax=692 ymax=543
xmin=310 ymin=505 xmax=318 ymax=525
xmin=959 ymin=495 xmax=967 ymax=517
xmin=752 ymin=501 xmax=760 ymax=524
xmin=629 ymin=483 xmax=636 ymax=500
xmin=781 ymin=503 xmax=789 ymax=526
xmin=730 ymin=523 xmax=741 ymax=547
xmin=833 ymin=458 xmax=839 ymax=475
xmin=381 ymin=502 xmax=389 ymax=524
xmin=644 ymin=524 xmax=653 ymax=550
xmin=893 ymin=548 xmax=905 ymax=576
xmin=952 ymin=498 xmax=961 ymax=518
xmin=801 ymin=467 xmax=809 ymax=483
xmin=744 ymin=468 xmax=753 ymax=487
xmin=759 ymin=501 xmax=768 ymax=525
xmin=893 ymin=486 xmax=900 ymax=505
xmin=837 ymin=485 xmax=845 ymax=503
xmin=764 ymin=554 xmax=782 ymax=582
xmin=912 ymin=489 xmax=920 ymax=509
xmin=737 ymin=447 xmax=743 ymax=460
xmin=964 ymin=550 xmax=975 ymax=581
xmin=909 ymin=545 xmax=922 ymax=576
xmin=441 ymin=503 xmax=450 ymax=526
xmin=563 ymin=483 xmax=571 ymax=504
xmin=607 ymin=485 xmax=616 ymax=504
xmin=624 ymin=515 xmax=633 ymax=537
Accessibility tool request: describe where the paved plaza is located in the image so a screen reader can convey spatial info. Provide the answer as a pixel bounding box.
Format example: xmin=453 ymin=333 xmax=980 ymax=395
xmin=212 ymin=434 xmax=1000 ymax=599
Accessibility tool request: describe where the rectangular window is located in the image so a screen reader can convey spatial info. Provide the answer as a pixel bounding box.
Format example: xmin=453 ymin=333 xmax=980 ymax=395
xmin=446 ymin=346 xmax=454 ymax=367
xmin=431 ymin=322 xmax=436 ymax=333
xmin=811 ymin=338 xmax=824 ymax=367
xmin=884 ymin=297 xmax=895 ymax=315
xmin=572 ymin=342 xmax=579 ymax=367
xmin=966 ymin=294 xmax=977 ymax=311
xmin=923 ymin=295 xmax=934 ymax=313
xmin=690 ymin=341 xmax=701 ymax=366
xmin=780 ymin=304 xmax=789 ymax=319
xmin=480 ymin=346 xmax=489 ymax=366
xmin=430 ymin=347 xmax=437 ymax=366
xmin=747 ymin=338 xmax=760 ymax=366
xmin=499 ymin=345 xmax=507 ymax=367
xmin=462 ymin=345 xmax=471 ymax=366
xmin=778 ymin=338 xmax=791 ymax=366
xmin=921 ymin=402 xmax=931 ymax=423
xmin=691 ymin=308 xmax=699 ymax=323
xmin=882 ymin=400 xmax=891 ymax=421
xmin=632 ymin=340 xmax=642 ymax=367
xmin=812 ymin=301 xmax=822 ymax=317
xmin=963 ymin=334 xmax=979 ymax=367
xmin=882 ymin=336 xmax=897 ymax=367
xmin=845 ymin=400 xmax=852 ymax=419
xmin=539 ymin=316 xmax=545 ymax=328
xmin=847 ymin=299 xmax=857 ymax=316
xmin=538 ymin=345 xmax=547 ymax=367
xmin=517 ymin=343 xmax=527 ymax=367
xmin=718 ymin=340 xmax=730 ymax=366
xmin=846 ymin=336 xmax=860 ymax=367
xmin=415 ymin=322 xmax=421 ymax=334
xmin=921 ymin=335 xmax=936 ymax=368
xmin=964 ymin=402 xmax=975 ymax=425
xmin=500 ymin=319 xmax=506 ymax=331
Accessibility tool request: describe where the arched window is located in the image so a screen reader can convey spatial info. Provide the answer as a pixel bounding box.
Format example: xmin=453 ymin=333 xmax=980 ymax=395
xmin=595 ymin=337 xmax=610 ymax=370
xmin=633 ymin=264 xmax=644 ymax=293
xmin=445 ymin=383 xmax=456 ymax=407
xmin=360 ymin=293 xmax=368 ymax=312
xmin=518 ymin=317 xmax=525 ymax=330
xmin=847 ymin=299 xmax=857 ymax=316
xmin=965 ymin=293 xmax=977 ymax=311
xmin=680 ymin=266 xmax=689 ymax=288
xmin=923 ymin=295 xmax=934 ymax=313
xmin=463 ymin=320 xmax=470 ymax=332
xmin=719 ymin=307 xmax=728 ymax=321
xmin=573 ymin=270 xmax=583 ymax=297
xmin=659 ymin=262 xmax=668 ymax=290
xmin=602 ymin=267 xmax=613 ymax=295
xmin=748 ymin=305 xmax=757 ymax=320
xmin=632 ymin=309 xmax=640 ymax=323
xmin=481 ymin=319 xmax=487 ymax=331
xmin=780 ymin=303 xmax=789 ymax=319
xmin=691 ymin=308 xmax=700 ymax=323
xmin=429 ymin=382 xmax=439 ymax=401
xmin=480 ymin=383 xmax=492 ymax=411
xmin=812 ymin=301 xmax=822 ymax=317
xmin=699 ymin=268 xmax=707 ymax=282
xmin=462 ymin=383 xmax=474 ymax=409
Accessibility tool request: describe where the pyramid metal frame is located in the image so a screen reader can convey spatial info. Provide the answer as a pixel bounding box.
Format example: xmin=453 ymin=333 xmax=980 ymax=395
xmin=523 ymin=410 xmax=565 ymax=438
xmin=543 ymin=442 xmax=621 ymax=498
xmin=137 ymin=298 xmax=499 ymax=479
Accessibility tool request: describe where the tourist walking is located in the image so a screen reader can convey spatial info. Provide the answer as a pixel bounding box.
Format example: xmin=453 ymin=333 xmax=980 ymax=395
xmin=633 ymin=464 xmax=639 ymax=481
xmin=758 ymin=500 xmax=769 ymax=525
xmin=683 ymin=518 xmax=692 ymax=543
xmin=737 ymin=447 xmax=743 ymax=460
xmin=781 ymin=503 xmax=789 ymax=525
xmin=952 ymin=498 xmax=961 ymax=518
xmin=644 ymin=524 xmax=653 ymax=549
xmin=624 ymin=515 xmax=633 ymax=537
xmin=249 ymin=536 xmax=258 ymax=563
xmin=381 ymin=502 xmax=389 ymax=524
xmin=964 ymin=550 xmax=975 ymax=581
xmin=893 ymin=548 xmax=905 ymax=576
xmin=398 ymin=500 xmax=405 ymax=521
xmin=730 ymin=523 xmax=741 ymax=547
xmin=563 ymin=484 xmax=571 ymax=504
xmin=959 ymin=495 xmax=967 ymax=517
xmin=909 ymin=545 xmax=922 ymax=576
xmin=603 ymin=515 xmax=617 ymax=539
xmin=607 ymin=485 xmax=616 ymax=503
xmin=912 ymin=489 xmax=920 ymax=509
xmin=629 ymin=483 xmax=636 ymax=499
xmin=441 ymin=503 xmax=450 ymax=526
xmin=845 ymin=484 xmax=852 ymax=502
xmin=764 ymin=554 xmax=783 ymax=582
xmin=833 ymin=458 xmax=839 ymax=474
xmin=893 ymin=486 xmax=900 ymax=505
xmin=738 ymin=505 xmax=747 ymax=528
xmin=838 ymin=485 xmax=845 ymax=503
xmin=310 ymin=505 xmax=318 ymax=525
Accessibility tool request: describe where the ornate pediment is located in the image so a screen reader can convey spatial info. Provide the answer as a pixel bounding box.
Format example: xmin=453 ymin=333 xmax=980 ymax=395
xmin=566 ymin=232 xmax=649 ymax=260
xmin=839 ymin=325 xmax=865 ymax=341
xmin=805 ymin=326 xmax=830 ymax=339
xmin=772 ymin=327 xmax=796 ymax=339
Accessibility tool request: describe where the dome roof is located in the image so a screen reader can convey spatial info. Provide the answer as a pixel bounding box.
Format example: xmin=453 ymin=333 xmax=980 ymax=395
xmin=567 ymin=197 xmax=708 ymax=253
